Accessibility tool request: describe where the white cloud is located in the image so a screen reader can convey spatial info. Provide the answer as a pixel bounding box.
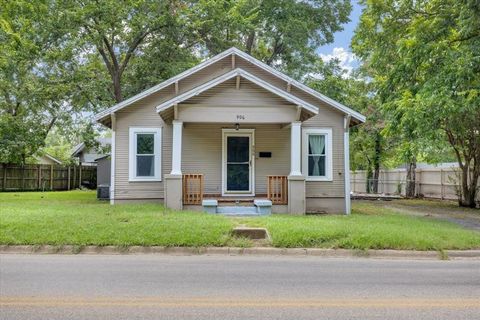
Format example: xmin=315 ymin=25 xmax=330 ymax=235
xmin=319 ymin=47 xmax=358 ymax=77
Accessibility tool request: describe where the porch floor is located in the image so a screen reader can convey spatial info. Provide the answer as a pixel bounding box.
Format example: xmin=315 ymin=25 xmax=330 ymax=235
xmin=202 ymin=194 xmax=270 ymax=206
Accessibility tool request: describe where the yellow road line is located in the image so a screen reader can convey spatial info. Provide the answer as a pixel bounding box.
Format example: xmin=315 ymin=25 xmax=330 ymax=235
xmin=1 ymin=297 xmax=479 ymax=309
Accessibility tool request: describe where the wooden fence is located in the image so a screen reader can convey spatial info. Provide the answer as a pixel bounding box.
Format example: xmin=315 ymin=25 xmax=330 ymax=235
xmin=0 ymin=164 xmax=97 ymax=191
xmin=351 ymin=168 xmax=480 ymax=202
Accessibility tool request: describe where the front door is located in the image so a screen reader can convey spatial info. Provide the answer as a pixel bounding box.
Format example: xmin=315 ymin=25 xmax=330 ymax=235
xmin=223 ymin=129 xmax=254 ymax=195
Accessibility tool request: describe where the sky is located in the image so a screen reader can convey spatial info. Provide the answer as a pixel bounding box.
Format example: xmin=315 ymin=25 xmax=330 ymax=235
xmin=316 ymin=1 xmax=363 ymax=74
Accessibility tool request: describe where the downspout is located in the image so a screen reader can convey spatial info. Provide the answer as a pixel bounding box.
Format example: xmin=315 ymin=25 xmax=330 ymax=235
xmin=344 ymin=115 xmax=351 ymax=214
xmin=110 ymin=113 xmax=116 ymax=205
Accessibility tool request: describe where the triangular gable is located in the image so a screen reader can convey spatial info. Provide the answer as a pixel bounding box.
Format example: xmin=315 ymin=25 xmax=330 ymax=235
xmin=95 ymin=47 xmax=366 ymax=126
xmin=156 ymin=68 xmax=318 ymax=116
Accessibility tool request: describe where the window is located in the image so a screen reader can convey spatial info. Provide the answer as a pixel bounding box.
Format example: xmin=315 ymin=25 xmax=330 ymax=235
xmin=302 ymin=128 xmax=332 ymax=181
xmin=129 ymin=127 xmax=162 ymax=181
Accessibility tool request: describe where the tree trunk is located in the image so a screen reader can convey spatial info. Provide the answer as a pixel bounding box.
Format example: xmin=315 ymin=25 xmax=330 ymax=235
xmin=366 ymin=168 xmax=373 ymax=193
xmin=405 ymin=160 xmax=416 ymax=198
xmin=245 ymin=31 xmax=255 ymax=54
xmin=458 ymin=161 xmax=479 ymax=208
xmin=371 ymin=133 xmax=381 ymax=193
xmin=112 ymin=72 xmax=123 ymax=103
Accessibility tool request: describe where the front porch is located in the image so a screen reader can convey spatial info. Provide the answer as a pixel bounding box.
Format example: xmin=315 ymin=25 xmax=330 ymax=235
xmin=157 ymin=69 xmax=320 ymax=215
xmin=164 ymin=122 xmax=307 ymax=214
xmin=182 ymin=173 xmax=289 ymax=214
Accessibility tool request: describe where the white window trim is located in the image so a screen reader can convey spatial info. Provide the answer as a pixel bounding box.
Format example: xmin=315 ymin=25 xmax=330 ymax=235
xmin=302 ymin=128 xmax=333 ymax=182
xmin=129 ymin=127 xmax=162 ymax=182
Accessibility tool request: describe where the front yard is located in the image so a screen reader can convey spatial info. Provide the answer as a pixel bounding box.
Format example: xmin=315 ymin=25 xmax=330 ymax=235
xmin=1 ymin=191 xmax=479 ymax=251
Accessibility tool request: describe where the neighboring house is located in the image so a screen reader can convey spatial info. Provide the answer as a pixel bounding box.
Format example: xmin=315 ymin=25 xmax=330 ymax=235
xmin=71 ymin=137 xmax=111 ymax=166
xmin=95 ymin=47 xmax=365 ymax=214
xmin=33 ymin=153 xmax=62 ymax=165
xmin=95 ymin=155 xmax=111 ymax=186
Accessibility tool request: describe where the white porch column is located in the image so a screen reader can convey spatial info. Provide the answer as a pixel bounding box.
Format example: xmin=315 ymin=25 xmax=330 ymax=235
xmin=289 ymin=121 xmax=302 ymax=176
xmin=344 ymin=116 xmax=351 ymax=215
xmin=165 ymin=120 xmax=183 ymax=210
xmin=288 ymin=121 xmax=305 ymax=214
xmin=171 ymin=120 xmax=183 ymax=175
xmin=109 ymin=113 xmax=116 ymax=205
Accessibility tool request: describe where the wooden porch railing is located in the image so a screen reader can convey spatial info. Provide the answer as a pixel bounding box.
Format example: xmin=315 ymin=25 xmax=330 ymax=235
xmin=183 ymin=174 xmax=204 ymax=205
xmin=267 ymin=175 xmax=288 ymax=205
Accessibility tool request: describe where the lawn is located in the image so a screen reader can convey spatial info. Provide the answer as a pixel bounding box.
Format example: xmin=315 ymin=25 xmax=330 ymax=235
xmin=1 ymin=191 xmax=479 ymax=251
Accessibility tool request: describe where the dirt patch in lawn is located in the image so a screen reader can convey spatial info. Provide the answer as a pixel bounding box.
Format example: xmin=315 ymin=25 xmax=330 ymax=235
xmin=354 ymin=199 xmax=480 ymax=231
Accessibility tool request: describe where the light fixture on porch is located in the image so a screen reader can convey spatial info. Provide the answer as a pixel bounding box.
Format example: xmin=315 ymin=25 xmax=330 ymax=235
xmin=235 ymin=123 xmax=240 ymax=131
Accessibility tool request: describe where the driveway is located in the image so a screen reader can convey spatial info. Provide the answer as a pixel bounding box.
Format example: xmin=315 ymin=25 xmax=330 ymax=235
xmin=1 ymin=255 xmax=479 ymax=320
xmin=355 ymin=199 xmax=480 ymax=231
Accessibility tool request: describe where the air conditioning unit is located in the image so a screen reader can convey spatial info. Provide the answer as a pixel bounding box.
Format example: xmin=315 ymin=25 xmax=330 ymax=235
xmin=97 ymin=184 xmax=110 ymax=200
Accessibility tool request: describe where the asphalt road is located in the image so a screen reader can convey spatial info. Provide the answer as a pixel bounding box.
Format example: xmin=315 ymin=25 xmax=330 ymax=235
xmin=0 ymin=255 xmax=479 ymax=320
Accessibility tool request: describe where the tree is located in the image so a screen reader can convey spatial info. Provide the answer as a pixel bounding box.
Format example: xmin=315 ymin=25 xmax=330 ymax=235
xmin=190 ymin=0 xmax=352 ymax=78
xmin=352 ymin=0 xmax=480 ymax=207
xmin=1 ymin=0 xmax=198 ymax=163
xmin=307 ymin=59 xmax=387 ymax=193
xmin=58 ymin=0 xmax=199 ymax=105
xmin=0 ymin=0 xmax=83 ymax=163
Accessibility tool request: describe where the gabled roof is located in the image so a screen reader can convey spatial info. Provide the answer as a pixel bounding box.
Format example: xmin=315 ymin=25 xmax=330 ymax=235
xmin=156 ymin=68 xmax=318 ymax=115
xmin=44 ymin=153 xmax=62 ymax=165
xmin=71 ymin=137 xmax=111 ymax=157
xmin=95 ymin=47 xmax=366 ymax=125
xmin=33 ymin=153 xmax=63 ymax=165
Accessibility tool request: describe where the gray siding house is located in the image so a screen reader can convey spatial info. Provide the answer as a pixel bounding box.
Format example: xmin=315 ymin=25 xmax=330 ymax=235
xmin=95 ymin=48 xmax=365 ymax=214
xmin=71 ymin=138 xmax=111 ymax=165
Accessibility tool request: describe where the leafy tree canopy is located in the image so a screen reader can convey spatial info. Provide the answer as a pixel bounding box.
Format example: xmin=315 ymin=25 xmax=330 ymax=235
xmin=352 ymin=0 xmax=480 ymax=206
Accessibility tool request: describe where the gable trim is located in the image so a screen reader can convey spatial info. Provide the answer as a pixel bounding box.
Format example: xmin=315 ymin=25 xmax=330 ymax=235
xmin=230 ymin=48 xmax=366 ymax=123
xmin=95 ymin=47 xmax=365 ymax=124
xmin=94 ymin=49 xmax=238 ymax=123
xmin=44 ymin=154 xmax=62 ymax=165
xmin=156 ymin=68 xmax=319 ymax=115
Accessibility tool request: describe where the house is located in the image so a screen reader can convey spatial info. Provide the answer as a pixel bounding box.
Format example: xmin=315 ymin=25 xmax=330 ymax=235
xmin=71 ymin=137 xmax=111 ymax=166
xmin=95 ymin=48 xmax=365 ymax=214
xmin=32 ymin=153 xmax=62 ymax=165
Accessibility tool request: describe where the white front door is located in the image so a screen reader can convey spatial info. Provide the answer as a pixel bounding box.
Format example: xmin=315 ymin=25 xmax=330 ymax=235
xmin=222 ymin=129 xmax=255 ymax=196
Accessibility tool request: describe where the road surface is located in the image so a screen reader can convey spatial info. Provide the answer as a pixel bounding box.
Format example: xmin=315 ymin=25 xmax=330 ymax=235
xmin=1 ymin=254 xmax=479 ymax=319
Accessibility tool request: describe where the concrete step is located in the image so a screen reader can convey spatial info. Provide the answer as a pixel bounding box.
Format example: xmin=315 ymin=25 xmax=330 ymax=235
xmin=202 ymin=199 xmax=272 ymax=216
xmin=216 ymin=206 xmax=258 ymax=215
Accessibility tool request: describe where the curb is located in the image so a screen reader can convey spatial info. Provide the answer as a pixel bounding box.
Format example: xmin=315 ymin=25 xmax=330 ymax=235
xmin=1 ymin=245 xmax=479 ymax=260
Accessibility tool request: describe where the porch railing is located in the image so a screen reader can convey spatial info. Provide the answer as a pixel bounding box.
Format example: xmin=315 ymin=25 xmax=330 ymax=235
xmin=183 ymin=174 xmax=204 ymax=205
xmin=267 ymin=175 xmax=288 ymax=205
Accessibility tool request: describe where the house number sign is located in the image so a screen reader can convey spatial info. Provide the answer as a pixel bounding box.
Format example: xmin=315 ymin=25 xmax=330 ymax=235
xmin=236 ymin=114 xmax=246 ymax=120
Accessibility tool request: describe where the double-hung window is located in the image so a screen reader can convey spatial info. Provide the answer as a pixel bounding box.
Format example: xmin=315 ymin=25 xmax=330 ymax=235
xmin=302 ymin=128 xmax=332 ymax=181
xmin=129 ymin=127 xmax=162 ymax=181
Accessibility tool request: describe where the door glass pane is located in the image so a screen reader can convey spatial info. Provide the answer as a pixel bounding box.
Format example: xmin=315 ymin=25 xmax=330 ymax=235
xmin=227 ymin=136 xmax=249 ymax=162
xmin=137 ymin=155 xmax=155 ymax=176
xmin=137 ymin=134 xmax=154 ymax=154
xmin=227 ymin=164 xmax=249 ymax=191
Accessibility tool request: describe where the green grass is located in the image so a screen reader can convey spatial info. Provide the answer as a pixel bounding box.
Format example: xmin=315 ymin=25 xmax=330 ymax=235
xmin=239 ymin=202 xmax=480 ymax=250
xmin=1 ymin=191 xmax=479 ymax=250
xmin=0 ymin=191 xmax=234 ymax=247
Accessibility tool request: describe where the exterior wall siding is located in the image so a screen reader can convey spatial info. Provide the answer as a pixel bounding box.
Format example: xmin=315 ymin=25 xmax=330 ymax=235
xmin=182 ymin=123 xmax=290 ymax=195
xmin=112 ymin=53 xmax=349 ymax=211
xmin=302 ymin=109 xmax=345 ymax=198
xmin=114 ymin=104 xmax=171 ymax=200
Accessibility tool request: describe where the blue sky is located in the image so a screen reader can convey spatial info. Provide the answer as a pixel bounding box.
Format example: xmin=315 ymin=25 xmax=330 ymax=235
xmin=316 ymin=1 xmax=362 ymax=73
